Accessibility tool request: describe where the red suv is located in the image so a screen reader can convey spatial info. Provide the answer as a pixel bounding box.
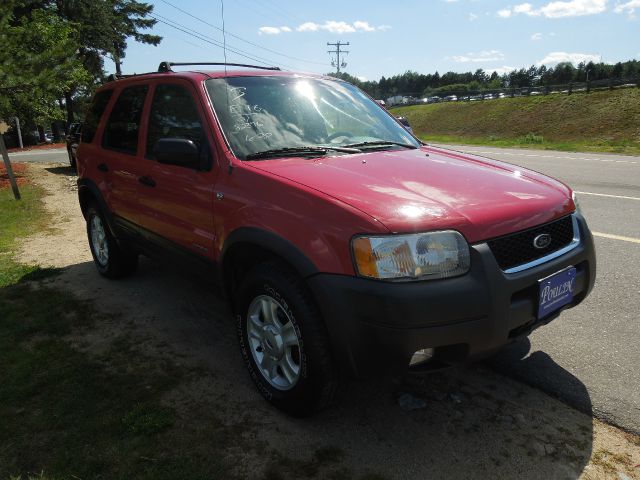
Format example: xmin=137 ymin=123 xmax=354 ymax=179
xmin=77 ymin=62 xmax=596 ymax=416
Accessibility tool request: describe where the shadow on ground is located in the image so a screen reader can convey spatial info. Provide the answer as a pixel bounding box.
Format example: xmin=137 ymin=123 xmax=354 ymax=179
xmin=45 ymin=165 xmax=76 ymax=176
xmin=15 ymin=256 xmax=594 ymax=479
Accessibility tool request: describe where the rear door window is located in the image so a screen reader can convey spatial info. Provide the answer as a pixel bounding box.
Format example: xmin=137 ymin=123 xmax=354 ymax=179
xmin=81 ymin=90 xmax=113 ymax=143
xmin=102 ymin=85 xmax=149 ymax=154
xmin=146 ymin=83 xmax=207 ymax=165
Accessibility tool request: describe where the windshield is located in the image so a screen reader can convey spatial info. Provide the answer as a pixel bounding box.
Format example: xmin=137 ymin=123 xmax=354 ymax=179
xmin=205 ymin=76 xmax=420 ymax=160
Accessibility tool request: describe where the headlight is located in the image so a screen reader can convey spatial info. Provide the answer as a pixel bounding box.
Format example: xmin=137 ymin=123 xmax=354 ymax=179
xmin=352 ymin=231 xmax=470 ymax=281
xmin=572 ymin=191 xmax=582 ymax=214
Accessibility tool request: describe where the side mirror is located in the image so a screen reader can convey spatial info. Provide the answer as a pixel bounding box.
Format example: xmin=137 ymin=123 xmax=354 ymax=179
xmin=154 ymin=138 xmax=200 ymax=168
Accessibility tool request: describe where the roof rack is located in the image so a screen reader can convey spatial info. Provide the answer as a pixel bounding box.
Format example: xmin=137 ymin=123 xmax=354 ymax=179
xmin=157 ymin=61 xmax=281 ymax=72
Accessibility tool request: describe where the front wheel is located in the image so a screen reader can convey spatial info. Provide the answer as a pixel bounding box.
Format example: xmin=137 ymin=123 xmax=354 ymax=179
xmin=86 ymin=205 xmax=138 ymax=279
xmin=235 ymin=262 xmax=341 ymax=416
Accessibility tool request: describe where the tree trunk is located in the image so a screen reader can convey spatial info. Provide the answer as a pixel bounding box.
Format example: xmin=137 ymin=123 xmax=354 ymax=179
xmin=113 ymin=52 xmax=122 ymax=76
xmin=65 ymin=91 xmax=75 ymax=124
xmin=37 ymin=125 xmax=45 ymax=143
xmin=52 ymin=122 xmax=62 ymax=142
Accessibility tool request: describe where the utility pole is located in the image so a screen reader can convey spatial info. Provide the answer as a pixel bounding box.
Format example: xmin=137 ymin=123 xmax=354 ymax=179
xmin=327 ymin=41 xmax=349 ymax=74
xmin=14 ymin=117 xmax=23 ymax=149
xmin=0 ymin=121 xmax=21 ymax=200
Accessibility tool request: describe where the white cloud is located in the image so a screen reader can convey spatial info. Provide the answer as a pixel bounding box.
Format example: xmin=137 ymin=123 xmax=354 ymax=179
xmin=541 ymin=0 xmax=608 ymax=17
xmin=614 ymin=0 xmax=640 ymax=17
xmin=514 ymin=3 xmax=539 ymax=14
xmin=323 ymin=21 xmax=356 ymax=33
xmin=537 ymin=51 xmax=602 ymax=65
xmin=357 ymin=76 xmax=368 ymax=82
xmin=450 ymin=50 xmax=505 ymax=62
xmin=293 ymin=20 xmax=390 ymax=33
xmin=531 ymin=32 xmax=543 ymax=39
xmin=258 ymin=26 xmax=285 ymax=35
xmin=297 ymin=22 xmax=320 ymax=32
xmin=499 ymin=0 xmax=608 ymax=18
xmin=353 ymin=20 xmax=375 ymax=32
xmin=469 ymin=12 xmax=479 ymax=20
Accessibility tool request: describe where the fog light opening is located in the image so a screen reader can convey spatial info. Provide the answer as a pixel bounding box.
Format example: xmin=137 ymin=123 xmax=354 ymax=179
xmin=409 ymin=348 xmax=434 ymax=367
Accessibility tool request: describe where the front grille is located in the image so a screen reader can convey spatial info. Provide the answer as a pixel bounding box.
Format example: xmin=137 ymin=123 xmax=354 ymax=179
xmin=487 ymin=215 xmax=574 ymax=271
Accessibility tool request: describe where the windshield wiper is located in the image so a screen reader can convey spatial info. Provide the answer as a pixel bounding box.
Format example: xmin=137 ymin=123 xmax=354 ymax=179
xmin=342 ymin=140 xmax=418 ymax=150
xmin=245 ymin=145 xmax=361 ymax=160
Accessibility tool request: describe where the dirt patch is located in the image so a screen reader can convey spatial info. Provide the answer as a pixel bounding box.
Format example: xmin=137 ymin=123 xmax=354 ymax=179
xmin=0 ymin=162 xmax=29 ymax=189
xmin=17 ymin=164 xmax=89 ymax=268
xmin=14 ymin=162 xmax=640 ymax=479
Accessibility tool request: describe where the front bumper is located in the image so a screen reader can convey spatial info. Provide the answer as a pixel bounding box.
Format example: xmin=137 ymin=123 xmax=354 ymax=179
xmin=307 ymin=213 xmax=596 ymax=378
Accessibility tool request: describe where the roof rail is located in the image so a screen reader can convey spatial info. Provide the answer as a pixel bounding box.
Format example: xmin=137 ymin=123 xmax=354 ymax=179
xmin=106 ymin=72 xmax=158 ymax=83
xmin=106 ymin=73 xmax=137 ymax=82
xmin=158 ymin=61 xmax=281 ymax=73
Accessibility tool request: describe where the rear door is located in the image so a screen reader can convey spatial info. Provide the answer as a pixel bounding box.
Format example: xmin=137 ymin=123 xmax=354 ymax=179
xmin=136 ymin=80 xmax=218 ymax=260
xmin=100 ymin=84 xmax=149 ymax=225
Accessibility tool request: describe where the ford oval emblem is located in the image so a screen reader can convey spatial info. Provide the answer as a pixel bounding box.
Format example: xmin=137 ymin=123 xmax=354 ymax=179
xmin=533 ymin=233 xmax=552 ymax=249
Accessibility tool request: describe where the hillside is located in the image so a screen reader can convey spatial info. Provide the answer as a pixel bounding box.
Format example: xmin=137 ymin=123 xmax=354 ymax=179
xmin=392 ymin=88 xmax=640 ymax=155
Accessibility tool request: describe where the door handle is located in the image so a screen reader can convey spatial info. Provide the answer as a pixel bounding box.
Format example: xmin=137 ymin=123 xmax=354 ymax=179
xmin=97 ymin=163 xmax=108 ymax=172
xmin=138 ymin=175 xmax=156 ymax=187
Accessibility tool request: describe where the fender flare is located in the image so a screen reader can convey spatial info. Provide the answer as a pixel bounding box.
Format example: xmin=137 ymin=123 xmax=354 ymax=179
xmin=221 ymin=227 xmax=319 ymax=279
xmin=77 ymin=178 xmax=116 ymax=236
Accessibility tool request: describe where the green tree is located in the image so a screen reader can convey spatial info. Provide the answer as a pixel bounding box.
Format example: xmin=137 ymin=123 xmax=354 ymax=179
xmin=0 ymin=3 xmax=90 ymax=136
xmin=50 ymin=0 xmax=161 ymax=121
xmin=110 ymin=0 xmax=162 ymax=75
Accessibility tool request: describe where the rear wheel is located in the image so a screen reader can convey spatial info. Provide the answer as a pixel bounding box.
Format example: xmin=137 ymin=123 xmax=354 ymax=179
xmin=86 ymin=205 xmax=138 ymax=279
xmin=235 ymin=262 xmax=340 ymax=416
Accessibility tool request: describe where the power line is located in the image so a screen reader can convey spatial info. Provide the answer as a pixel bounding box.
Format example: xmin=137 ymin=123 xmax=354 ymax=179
xmin=327 ymin=41 xmax=349 ymax=74
xmin=251 ymin=0 xmax=306 ymax=25
xmin=149 ymin=12 xmax=291 ymax=68
xmin=156 ymin=0 xmax=330 ymax=67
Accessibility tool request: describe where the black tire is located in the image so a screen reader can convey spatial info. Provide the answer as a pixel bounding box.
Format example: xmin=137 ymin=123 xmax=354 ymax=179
xmin=86 ymin=205 xmax=138 ymax=279
xmin=235 ymin=261 xmax=340 ymax=416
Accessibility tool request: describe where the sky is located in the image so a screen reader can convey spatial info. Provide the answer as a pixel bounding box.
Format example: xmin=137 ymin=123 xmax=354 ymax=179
xmin=120 ymin=0 xmax=640 ymax=81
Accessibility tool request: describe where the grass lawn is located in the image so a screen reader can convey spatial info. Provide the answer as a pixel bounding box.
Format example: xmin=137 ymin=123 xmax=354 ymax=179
xmin=0 ymin=185 xmax=54 ymax=287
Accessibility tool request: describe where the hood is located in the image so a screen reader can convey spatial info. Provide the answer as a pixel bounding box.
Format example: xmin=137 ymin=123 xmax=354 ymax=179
xmin=246 ymin=146 xmax=574 ymax=243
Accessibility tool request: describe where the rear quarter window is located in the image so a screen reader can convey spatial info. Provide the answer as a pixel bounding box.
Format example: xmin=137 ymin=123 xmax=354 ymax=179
xmin=81 ymin=90 xmax=113 ymax=143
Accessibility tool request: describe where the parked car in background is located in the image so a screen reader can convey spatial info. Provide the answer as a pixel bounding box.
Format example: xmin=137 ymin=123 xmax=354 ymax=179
xmin=66 ymin=122 xmax=82 ymax=169
xmin=444 ymin=95 xmax=458 ymax=102
xmin=77 ymin=62 xmax=596 ymax=416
